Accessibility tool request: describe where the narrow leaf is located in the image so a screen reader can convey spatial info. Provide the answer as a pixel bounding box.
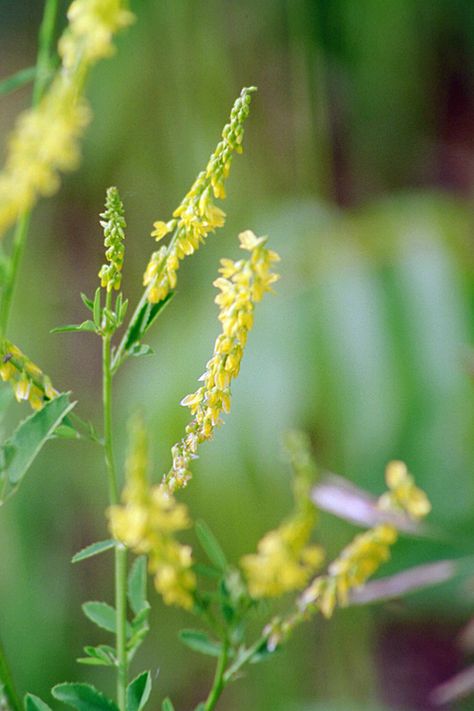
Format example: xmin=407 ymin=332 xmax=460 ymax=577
xmin=80 ymin=293 xmax=94 ymax=311
xmin=93 ymin=288 xmax=102 ymax=328
xmin=127 ymin=556 xmax=148 ymax=615
xmin=129 ymin=344 xmax=154 ymax=358
xmin=195 ymin=520 xmax=228 ymax=572
xmin=126 ymin=672 xmax=151 ymax=711
xmin=0 ymin=66 xmax=36 ymax=97
xmin=51 ymin=321 xmax=97 ymax=334
xmin=82 ymin=601 xmax=132 ymax=636
xmin=25 ymin=694 xmax=53 ymax=711
xmin=1 ymin=394 xmax=75 ymax=498
xmin=124 ymin=292 xmax=174 ymax=353
xmin=178 ymin=629 xmax=222 ymax=657
xmin=161 ymin=700 xmax=175 ymax=711
xmin=72 ymin=539 xmax=117 ymax=564
xmin=52 ymin=683 xmax=119 ymax=711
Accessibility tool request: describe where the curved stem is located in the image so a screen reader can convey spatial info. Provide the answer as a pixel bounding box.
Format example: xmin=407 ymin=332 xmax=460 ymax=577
xmin=102 ymin=290 xmax=128 ymax=711
xmin=203 ymin=641 xmax=228 ymax=711
xmin=0 ymin=634 xmax=21 ymax=711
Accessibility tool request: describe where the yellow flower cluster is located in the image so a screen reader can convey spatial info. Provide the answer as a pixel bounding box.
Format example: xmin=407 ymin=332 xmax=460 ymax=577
xmin=162 ymin=231 xmax=280 ymax=493
xmin=264 ymin=461 xmax=431 ymax=650
xmin=59 ymin=0 xmax=134 ymax=69
xmin=379 ymin=460 xmax=431 ymax=519
xmin=98 ymin=186 xmax=126 ymax=291
xmin=143 ymin=87 xmax=257 ymax=304
xmin=0 ymin=0 xmax=133 ymax=237
xmin=0 ymin=340 xmax=57 ymax=410
xmin=241 ymin=431 xmax=323 ymax=598
xmin=108 ymin=416 xmax=196 ymax=610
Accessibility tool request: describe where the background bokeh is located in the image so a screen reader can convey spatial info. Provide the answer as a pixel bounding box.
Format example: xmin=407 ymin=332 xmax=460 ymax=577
xmin=1 ymin=1 xmax=474 ymax=709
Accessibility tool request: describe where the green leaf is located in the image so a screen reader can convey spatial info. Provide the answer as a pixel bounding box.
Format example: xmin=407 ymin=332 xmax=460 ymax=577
xmin=0 ymin=66 xmax=36 ymax=97
xmin=25 ymin=694 xmax=53 ymax=711
xmin=126 ymin=672 xmax=151 ymax=711
xmin=193 ymin=563 xmax=221 ymax=579
xmin=82 ymin=601 xmax=132 ymax=636
xmin=53 ymin=424 xmax=81 ymax=439
xmin=129 ymin=344 xmax=154 ymax=358
xmin=0 ymin=394 xmax=76 ymax=501
xmin=51 ymin=321 xmax=97 ymax=334
xmin=78 ymin=644 xmax=116 ymax=666
xmin=93 ymin=287 xmax=102 ymax=328
xmin=80 ymin=293 xmax=94 ymax=311
xmin=195 ymin=520 xmax=228 ymax=572
xmin=127 ymin=556 xmax=148 ymax=615
xmin=72 ymin=539 xmax=117 ymax=564
xmin=52 ymin=684 xmax=119 ymax=711
xmin=124 ymin=292 xmax=174 ymax=353
xmin=178 ymin=629 xmax=222 ymax=657
xmin=161 ymin=700 xmax=175 ymax=711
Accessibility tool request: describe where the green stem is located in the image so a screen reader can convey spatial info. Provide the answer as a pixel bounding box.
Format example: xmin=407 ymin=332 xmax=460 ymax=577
xmin=102 ymin=290 xmax=128 ymax=711
xmin=222 ymin=634 xmax=268 ymax=684
xmin=0 ymin=634 xmax=21 ymax=711
xmin=203 ymin=641 xmax=228 ymax=711
xmin=0 ymin=0 xmax=59 ymax=339
xmin=0 ymin=1 xmax=60 ymax=703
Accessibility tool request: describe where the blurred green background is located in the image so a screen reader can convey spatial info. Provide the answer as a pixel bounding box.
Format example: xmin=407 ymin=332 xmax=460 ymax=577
xmin=1 ymin=1 xmax=474 ymax=709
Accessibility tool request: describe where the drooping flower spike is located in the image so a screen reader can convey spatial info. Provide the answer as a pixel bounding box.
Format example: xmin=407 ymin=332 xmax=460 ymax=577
xmin=163 ymin=230 xmax=280 ymax=493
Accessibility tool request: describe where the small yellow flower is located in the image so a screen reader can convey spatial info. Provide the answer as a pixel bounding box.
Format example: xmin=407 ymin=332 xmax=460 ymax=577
xmin=0 ymin=340 xmax=58 ymax=410
xmin=98 ymin=186 xmax=126 ymax=291
xmin=162 ymin=231 xmax=279 ymax=493
xmin=379 ymin=460 xmax=431 ymax=519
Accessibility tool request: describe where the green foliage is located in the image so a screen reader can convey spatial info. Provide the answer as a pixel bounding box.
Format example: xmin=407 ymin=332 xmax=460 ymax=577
xmin=195 ymin=520 xmax=228 ymax=573
xmin=0 ymin=67 xmax=36 ymax=97
xmin=24 ymin=694 xmax=53 ymax=711
xmin=127 ymin=557 xmax=148 ymax=616
xmin=126 ymin=672 xmax=151 ymax=711
xmin=72 ymin=540 xmax=117 ymax=564
xmin=178 ymin=630 xmax=222 ymax=657
xmin=52 ymin=684 xmax=119 ymax=711
xmin=0 ymin=393 xmax=75 ymax=502
xmin=161 ymin=700 xmax=175 ymax=711
xmin=82 ymin=602 xmax=132 ymax=637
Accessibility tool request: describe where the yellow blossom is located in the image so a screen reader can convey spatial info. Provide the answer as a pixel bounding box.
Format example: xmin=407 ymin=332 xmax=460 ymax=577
xmin=0 ymin=0 xmax=133 ymax=238
xmin=108 ymin=415 xmax=196 ymax=610
xmin=241 ymin=431 xmax=322 ymax=599
xmin=379 ymin=460 xmax=431 ymax=519
xmin=0 ymin=339 xmax=57 ymax=410
xmin=162 ymin=231 xmax=280 ymax=493
xmin=143 ymin=87 xmax=257 ymax=304
xmin=98 ymin=186 xmax=126 ymax=291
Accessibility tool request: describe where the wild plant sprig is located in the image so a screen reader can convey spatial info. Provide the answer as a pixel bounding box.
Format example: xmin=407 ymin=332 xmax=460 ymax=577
xmin=111 ymin=87 xmax=257 ymax=374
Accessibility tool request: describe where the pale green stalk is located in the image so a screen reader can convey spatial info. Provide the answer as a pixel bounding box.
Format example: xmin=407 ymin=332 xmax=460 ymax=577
xmin=0 ymin=0 xmax=58 ymax=338
xmin=203 ymin=642 xmax=228 ymax=711
xmin=102 ymin=289 xmax=128 ymax=711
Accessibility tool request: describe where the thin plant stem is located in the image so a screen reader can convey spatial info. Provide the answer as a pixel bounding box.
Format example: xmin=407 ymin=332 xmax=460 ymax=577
xmin=0 ymin=0 xmax=60 ymax=702
xmin=203 ymin=641 xmax=228 ymax=711
xmin=102 ymin=289 xmax=128 ymax=711
xmin=0 ymin=0 xmax=59 ymax=339
xmin=0 ymin=633 xmax=21 ymax=711
xmin=222 ymin=633 xmax=268 ymax=684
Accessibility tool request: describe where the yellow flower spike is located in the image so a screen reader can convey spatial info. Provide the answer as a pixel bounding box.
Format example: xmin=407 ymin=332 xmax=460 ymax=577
xmin=98 ymin=186 xmax=126 ymax=292
xmin=108 ymin=414 xmax=196 ymax=610
xmin=162 ymin=232 xmax=279 ymax=493
xmin=0 ymin=339 xmax=58 ymax=410
xmin=0 ymin=0 xmax=133 ymax=238
xmin=143 ymin=87 xmax=257 ymax=304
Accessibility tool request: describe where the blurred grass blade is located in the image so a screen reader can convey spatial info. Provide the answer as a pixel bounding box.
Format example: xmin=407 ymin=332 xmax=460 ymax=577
xmin=0 ymin=67 xmax=36 ymax=97
xmin=431 ymin=665 xmax=474 ymax=706
xmin=195 ymin=520 xmax=228 ymax=572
